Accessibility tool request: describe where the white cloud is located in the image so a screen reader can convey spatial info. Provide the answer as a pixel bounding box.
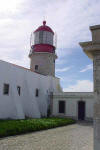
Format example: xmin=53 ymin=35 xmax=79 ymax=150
xmin=56 ymin=57 xmax=67 ymax=65
xmin=0 ymin=0 xmax=100 ymax=67
xmin=0 ymin=0 xmax=23 ymax=13
xmin=80 ymin=64 xmax=93 ymax=72
xmin=56 ymin=67 xmax=71 ymax=73
xmin=63 ymin=80 xmax=93 ymax=92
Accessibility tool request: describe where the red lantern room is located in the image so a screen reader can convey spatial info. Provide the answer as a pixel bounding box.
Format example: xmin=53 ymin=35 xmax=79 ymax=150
xmin=30 ymin=21 xmax=57 ymax=54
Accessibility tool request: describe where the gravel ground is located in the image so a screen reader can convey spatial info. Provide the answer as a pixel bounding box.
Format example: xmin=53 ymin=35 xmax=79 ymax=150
xmin=0 ymin=122 xmax=93 ymax=150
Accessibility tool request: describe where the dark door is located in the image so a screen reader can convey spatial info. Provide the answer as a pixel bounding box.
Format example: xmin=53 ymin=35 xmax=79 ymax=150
xmin=78 ymin=101 xmax=85 ymax=120
xmin=59 ymin=101 xmax=65 ymax=113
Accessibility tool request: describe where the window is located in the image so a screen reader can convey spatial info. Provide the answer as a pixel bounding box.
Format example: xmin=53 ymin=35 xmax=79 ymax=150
xmin=34 ymin=31 xmax=53 ymax=45
xmin=39 ymin=31 xmax=43 ymax=43
xmin=34 ymin=32 xmax=39 ymax=44
xmin=17 ymin=86 xmax=21 ymax=96
xmin=59 ymin=101 xmax=65 ymax=113
xmin=35 ymin=65 xmax=38 ymax=71
xmin=35 ymin=89 xmax=39 ymax=97
xmin=3 ymin=84 xmax=9 ymax=95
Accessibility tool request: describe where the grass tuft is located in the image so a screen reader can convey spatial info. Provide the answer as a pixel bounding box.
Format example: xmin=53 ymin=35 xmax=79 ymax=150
xmin=0 ymin=117 xmax=76 ymax=138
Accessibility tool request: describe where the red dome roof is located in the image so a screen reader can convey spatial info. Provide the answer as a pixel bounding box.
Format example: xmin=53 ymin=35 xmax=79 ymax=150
xmin=34 ymin=21 xmax=54 ymax=34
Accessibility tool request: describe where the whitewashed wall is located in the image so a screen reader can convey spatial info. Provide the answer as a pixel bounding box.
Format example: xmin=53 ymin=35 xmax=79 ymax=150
xmin=0 ymin=60 xmax=60 ymax=119
xmin=52 ymin=92 xmax=94 ymax=121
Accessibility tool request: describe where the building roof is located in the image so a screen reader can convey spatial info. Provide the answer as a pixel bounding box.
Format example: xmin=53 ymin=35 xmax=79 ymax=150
xmin=0 ymin=59 xmax=59 ymax=78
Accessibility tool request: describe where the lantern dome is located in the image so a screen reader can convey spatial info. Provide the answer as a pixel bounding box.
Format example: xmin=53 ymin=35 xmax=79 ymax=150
xmin=34 ymin=21 xmax=54 ymax=34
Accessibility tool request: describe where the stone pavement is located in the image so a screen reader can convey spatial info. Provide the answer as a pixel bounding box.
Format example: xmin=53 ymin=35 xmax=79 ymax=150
xmin=0 ymin=122 xmax=93 ymax=150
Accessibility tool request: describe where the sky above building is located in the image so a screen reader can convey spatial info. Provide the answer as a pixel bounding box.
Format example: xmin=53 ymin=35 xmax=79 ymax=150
xmin=0 ymin=0 xmax=100 ymax=92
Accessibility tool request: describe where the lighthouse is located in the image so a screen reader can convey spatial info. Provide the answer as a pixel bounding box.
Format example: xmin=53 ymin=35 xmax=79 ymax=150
xmin=29 ymin=21 xmax=57 ymax=76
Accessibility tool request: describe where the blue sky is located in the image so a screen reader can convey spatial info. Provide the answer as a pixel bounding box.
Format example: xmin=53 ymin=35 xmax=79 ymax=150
xmin=0 ymin=0 xmax=100 ymax=91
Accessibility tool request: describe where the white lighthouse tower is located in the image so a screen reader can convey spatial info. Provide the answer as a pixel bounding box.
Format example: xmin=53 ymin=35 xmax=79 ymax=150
xmin=29 ymin=21 xmax=57 ymax=76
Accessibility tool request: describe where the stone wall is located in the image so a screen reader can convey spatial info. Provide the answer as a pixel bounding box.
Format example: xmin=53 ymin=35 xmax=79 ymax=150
xmin=79 ymin=24 xmax=100 ymax=150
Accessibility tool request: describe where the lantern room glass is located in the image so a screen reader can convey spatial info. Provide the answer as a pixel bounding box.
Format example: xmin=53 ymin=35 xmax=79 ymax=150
xmin=34 ymin=31 xmax=53 ymax=45
xmin=30 ymin=31 xmax=57 ymax=49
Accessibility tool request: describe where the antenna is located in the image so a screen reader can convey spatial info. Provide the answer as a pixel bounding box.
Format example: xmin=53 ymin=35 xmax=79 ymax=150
xmin=43 ymin=16 xmax=45 ymax=21
xmin=43 ymin=16 xmax=46 ymax=21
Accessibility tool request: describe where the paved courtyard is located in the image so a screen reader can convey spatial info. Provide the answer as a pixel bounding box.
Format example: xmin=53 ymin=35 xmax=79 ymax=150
xmin=0 ymin=122 xmax=93 ymax=150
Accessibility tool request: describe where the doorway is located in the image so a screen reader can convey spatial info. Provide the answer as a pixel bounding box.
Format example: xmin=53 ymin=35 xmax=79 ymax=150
xmin=59 ymin=101 xmax=65 ymax=113
xmin=78 ymin=101 xmax=85 ymax=120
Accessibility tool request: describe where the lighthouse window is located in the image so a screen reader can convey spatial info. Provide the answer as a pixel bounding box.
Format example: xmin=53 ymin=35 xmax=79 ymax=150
xmin=3 ymin=84 xmax=9 ymax=95
xmin=35 ymin=89 xmax=39 ymax=97
xmin=35 ymin=65 xmax=38 ymax=71
xmin=43 ymin=31 xmax=47 ymax=44
xmin=34 ymin=32 xmax=39 ymax=44
xmin=46 ymin=32 xmax=53 ymax=45
xmin=39 ymin=31 xmax=43 ymax=43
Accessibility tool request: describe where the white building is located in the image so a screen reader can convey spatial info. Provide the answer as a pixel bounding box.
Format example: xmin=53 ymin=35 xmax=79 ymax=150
xmin=0 ymin=21 xmax=94 ymax=120
xmin=52 ymin=92 xmax=94 ymax=121
xmin=0 ymin=59 xmax=60 ymax=119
